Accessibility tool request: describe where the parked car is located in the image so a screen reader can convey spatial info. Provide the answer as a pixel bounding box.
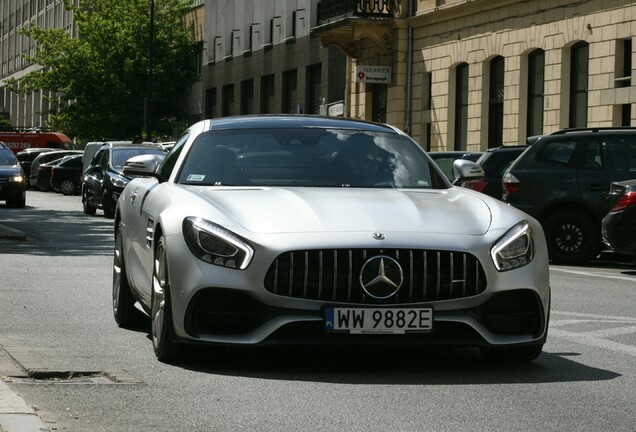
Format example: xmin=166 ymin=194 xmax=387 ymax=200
xmin=50 ymin=154 xmax=83 ymax=195
xmin=113 ymin=115 xmax=550 ymax=364
xmin=0 ymin=142 xmax=26 ymax=207
xmin=602 ymin=179 xmax=636 ymax=257
xmin=428 ymin=151 xmax=483 ymax=182
xmin=503 ymin=127 xmax=636 ymax=264
xmin=29 ymin=150 xmax=82 ymax=189
xmin=36 ymin=156 xmax=67 ymax=191
xmin=16 ymin=147 xmax=56 ymax=184
xmin=460 ymin=145 xmax=528 ymax=199
xmin=82 ymin=142 xmax=166 ymax=218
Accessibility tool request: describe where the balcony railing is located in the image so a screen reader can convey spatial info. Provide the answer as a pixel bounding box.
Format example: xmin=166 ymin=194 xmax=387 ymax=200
xmin=317 ymin=0 xmax=393 ymax=26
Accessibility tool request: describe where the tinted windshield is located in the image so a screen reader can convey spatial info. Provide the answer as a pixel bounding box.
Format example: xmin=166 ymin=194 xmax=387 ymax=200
xmin=176 ymin=128 xmax=446 ymax=188
xmin=0 ymin=148 xmax=18 ymax=166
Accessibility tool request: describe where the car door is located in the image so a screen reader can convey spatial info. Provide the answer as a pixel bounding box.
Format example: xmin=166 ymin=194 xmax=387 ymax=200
xmin=576 ymin=135 xmax=636 ymax=219
xmin=84 ymin=148 xmax=107 ymax=204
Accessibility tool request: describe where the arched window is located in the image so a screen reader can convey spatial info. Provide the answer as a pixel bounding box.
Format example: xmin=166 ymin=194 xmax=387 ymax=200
xmin=527 ymin=49 xmax=545 ymax=137
xmin=454 ymin=63 xmax=469 ymax=151
xmin=488 ymin=56 xmax=504 ymax=148
xmin=570 ymin=41 xmax=589 ymax=127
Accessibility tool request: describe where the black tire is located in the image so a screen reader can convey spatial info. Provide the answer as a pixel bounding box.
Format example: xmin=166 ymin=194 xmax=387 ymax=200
xmin=480 ymin=344 xmax=543 ymax=362
xmin=82 ymin=188 xmax=97 ymax=215
xmin=102 ymin=189 xmax=115 ymax=219
xmin=113 ymin=225 xmax=145 ymax=328
xmin=60 ymin=179 xmax=77 ymax=195
xmin=151 ymin=236 xmax=182 ymax=362
xmin=543 ymin=209 xmax=600 ymax=265
xmin=8 ymin=196 xmax=25 ymax=208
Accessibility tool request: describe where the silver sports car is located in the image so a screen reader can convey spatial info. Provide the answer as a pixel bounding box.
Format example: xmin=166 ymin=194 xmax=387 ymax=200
xmin=113 ymin=115 xmax=550 ymax=363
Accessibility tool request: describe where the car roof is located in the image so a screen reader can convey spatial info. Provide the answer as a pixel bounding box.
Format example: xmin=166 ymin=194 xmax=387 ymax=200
xmin=204 ymin=115 xmax=403 ymax=134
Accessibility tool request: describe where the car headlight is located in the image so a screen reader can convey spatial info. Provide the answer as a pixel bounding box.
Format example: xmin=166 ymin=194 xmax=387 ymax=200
xmin=9 ymin=174 xmax=24 ymax=183
xmin=183 ymin=217 xmax=254 ymax=270
xmin=110 ymin=175 xmax=129 ymax=188
xmin=490 ymin=221 xmax=534 ymax=271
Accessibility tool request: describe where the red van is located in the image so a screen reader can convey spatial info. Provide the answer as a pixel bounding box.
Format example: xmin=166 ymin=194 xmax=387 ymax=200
xmin=0 ymin=128 xmax=74 ymax=154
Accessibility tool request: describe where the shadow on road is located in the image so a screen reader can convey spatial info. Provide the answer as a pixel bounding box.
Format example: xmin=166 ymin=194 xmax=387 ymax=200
xmin=0 ymin=205 xmax=113 ymax=256
xmin=169 ymin=344 xmax=620 ymax=386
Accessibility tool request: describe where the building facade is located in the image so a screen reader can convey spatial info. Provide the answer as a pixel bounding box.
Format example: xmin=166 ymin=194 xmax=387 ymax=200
xmin=315 ymin=0 xmax=636 ymax=151
xmin=0 ymin=0 xmax=78 ymax=127
xmin=203 ymin=0 xmax=347 ymax=118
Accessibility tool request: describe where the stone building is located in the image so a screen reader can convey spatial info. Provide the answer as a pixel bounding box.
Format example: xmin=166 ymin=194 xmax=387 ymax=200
xmin=315 ymin=0 xmax=636 ymax=151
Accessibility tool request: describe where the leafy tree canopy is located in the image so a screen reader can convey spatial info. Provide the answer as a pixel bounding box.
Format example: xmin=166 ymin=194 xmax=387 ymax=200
xmin=6 ymin=0 xmax=201 ymax=141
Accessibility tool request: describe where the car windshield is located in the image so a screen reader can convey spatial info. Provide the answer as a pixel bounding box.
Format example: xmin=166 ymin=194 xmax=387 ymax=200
xmin=111 ymin=147 xmax=165 ymax=170
xmin=0 ymin=149 xmax=18 ymax=166
xmin=176 ymin=128 xmax=446 ymax=188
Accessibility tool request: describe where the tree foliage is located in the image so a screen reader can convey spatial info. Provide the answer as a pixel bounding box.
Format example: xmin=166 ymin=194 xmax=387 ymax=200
xmin=7 ymin=0 xmax=201 ymax=141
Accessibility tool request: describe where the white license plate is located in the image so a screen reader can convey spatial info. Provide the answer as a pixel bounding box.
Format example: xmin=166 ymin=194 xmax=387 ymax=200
xmin=325 ymin=307 xmax=433 ymax=334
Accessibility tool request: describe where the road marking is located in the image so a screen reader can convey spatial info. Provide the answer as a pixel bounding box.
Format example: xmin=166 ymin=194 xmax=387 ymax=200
xmin=550 ymin=311 xmax=636 ymax=357
xmin=551 ymin=266 xmax=636 ymax=282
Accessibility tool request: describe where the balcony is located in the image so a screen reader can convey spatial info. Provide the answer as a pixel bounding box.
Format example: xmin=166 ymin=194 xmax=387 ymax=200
xmin=317 ymin=0 xmax=393 ymax=26
xmin=313 ymin=0 xmax=399 ymax=58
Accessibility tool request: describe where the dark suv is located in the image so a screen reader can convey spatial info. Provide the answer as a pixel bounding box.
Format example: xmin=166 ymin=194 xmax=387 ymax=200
xmin=503 ymin=127 xmax=636 ymax=264
xmin=461 ymin=145 xmax=528 ymax=199
xmin=0 ymin=142 xmax=26 ymax=207
xmin=82 ymin=142 xmax=166 ymax=218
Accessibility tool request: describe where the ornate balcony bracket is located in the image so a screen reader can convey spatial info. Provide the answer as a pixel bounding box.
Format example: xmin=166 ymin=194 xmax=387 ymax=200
xmin=316 ymin=19 xmax=394 ymax=59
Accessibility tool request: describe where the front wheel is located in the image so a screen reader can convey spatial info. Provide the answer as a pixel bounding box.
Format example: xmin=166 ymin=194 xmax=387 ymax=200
xmin=82 ymin=188 xmax=96 ymax=215
xmin=102 ymin=189 xmax=115 ymax=218
xmin=60 ymin=179 xmax=78 ymax=195
xmin=543 ymin=209 xmax=600 ymax=265
xmin=151 ymin=236 xmax=182 ymax=362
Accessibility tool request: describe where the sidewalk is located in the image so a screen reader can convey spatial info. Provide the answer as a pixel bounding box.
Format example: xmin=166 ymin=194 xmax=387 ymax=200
xmin=0 ymin=380 xmax=49 ymax=432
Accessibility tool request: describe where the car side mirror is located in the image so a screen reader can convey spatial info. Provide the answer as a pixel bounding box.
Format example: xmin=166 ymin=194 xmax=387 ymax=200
xmin=452 ymin=159 xmax=484 ymax=185
xmin=123 ymin=154 xmax=165 ymax=181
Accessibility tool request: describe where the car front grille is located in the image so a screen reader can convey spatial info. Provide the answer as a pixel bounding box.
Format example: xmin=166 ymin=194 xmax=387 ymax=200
xmin=264 ymin=249 xmax=487 ymax=304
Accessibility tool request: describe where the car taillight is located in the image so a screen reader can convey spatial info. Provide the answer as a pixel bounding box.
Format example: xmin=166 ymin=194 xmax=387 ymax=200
xmin=611 ymin=191 xmax=636 ymax=212
xmin=502 ymin=172 xmax=520 ymax=197
xmin=466 ymin=180 xmax=487 ymax=192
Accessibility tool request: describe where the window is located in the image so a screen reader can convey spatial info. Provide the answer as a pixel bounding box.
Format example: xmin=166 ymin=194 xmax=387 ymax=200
xmin=205 ymin=88 xmax=216 ymax=118
xmin=261 ymin=74 xmax=275 ymax=114
xmin=569 ymin=42 xmax=589 ymax=128
xmin=488 ymin=56 xmax=504 ymax=148
xmin=454 ymin=63 xmax=469 ymax=151
xmin=283 ymin=69 xmax=298 ymax=113
xmin=240 ymin=79 xmax=254 ymax=115
xmin=222 ymin=84 xmax=234 ymax=117
xmin=537 ymin=139 xmax=577 ymax=165
xmin=527 ymin=49 xmax=545 ymax=137
xmin=306 ymin=64 xmax=322 ymax=115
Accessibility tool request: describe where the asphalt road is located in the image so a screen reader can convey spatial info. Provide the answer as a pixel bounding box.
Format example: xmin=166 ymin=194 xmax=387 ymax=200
xmin=1 ymin=192 xmax=635 ymax=432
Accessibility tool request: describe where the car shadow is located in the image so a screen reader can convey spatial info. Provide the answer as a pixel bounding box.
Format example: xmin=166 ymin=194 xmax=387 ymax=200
xmin=169 ymin=344 xmax=620 ymax=386
xmin=0 ymin=206 xmax=113 ymax=256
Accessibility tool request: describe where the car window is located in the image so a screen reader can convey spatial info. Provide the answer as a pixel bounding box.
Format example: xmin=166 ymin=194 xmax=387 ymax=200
xmin=176 ymin=128 xmax=444 ymax=188
xmin=159 ymin=132 xmax=189 ymax=179
xmin=583 ymin=139 xmax=605 ymax=170
xmin=111 ymin=147 xmax=165 ymax=170
xmin=537 ymin=139 xmax=577 ymax=165
xmin=0 ymin=148 xmax=17 ymax=165
xmin=602 ymin=135 xmax=636 ymax=172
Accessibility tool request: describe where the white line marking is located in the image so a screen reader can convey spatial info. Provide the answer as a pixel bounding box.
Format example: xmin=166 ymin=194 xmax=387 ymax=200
xmin=580 ymin=326 xmax=636 ymax=338
xmin=549 ymin=328 xmax=636 ymax=357
xmin=551 ymin=266 xmax=636 ymax=282
xmin=551 ymin=310 xmax=636 ymax=322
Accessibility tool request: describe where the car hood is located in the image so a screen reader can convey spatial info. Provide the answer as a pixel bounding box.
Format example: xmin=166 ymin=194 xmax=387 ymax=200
xmin=0 ymin=165 xmax=21 ymax=176
xmin=188 ymin=187 xmax=492 ymax=235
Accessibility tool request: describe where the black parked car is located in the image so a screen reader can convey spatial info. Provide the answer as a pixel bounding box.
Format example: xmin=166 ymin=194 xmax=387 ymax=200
xmin=461 ymin=145 xmax=528 ymax=199
xmin=82 ymin=142 xmax=166 ymax=218
xmin=503 ymin=127 xmax=636 ymax=264
xmin=0 ymin=142 xmax=26 ymax=207
xmin=16 ymin=147 xmax=56 ymax=185
xmin=36 ymin=156 xmax=67 ymax=191
xmin=50 ymin=154 xmax=83 ymax=195
xmin=602 ymin=179 xmax=636 ymax=257
xmin=29 ymin=150 xmax=82 ymax=189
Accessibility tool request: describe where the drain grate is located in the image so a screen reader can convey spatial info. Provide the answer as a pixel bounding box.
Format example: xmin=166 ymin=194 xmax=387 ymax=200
xmin=6 ymin=370 xmax=143 ymax=385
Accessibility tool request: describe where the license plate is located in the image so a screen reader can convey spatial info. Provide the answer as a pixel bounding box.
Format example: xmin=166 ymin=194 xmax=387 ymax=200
xmin=324 ymin=307 xmax=433 ymax=334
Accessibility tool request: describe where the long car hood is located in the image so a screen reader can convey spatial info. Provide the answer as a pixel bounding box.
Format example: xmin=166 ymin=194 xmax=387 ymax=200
xmin=189 ymin=187 xmax=492 ymax=235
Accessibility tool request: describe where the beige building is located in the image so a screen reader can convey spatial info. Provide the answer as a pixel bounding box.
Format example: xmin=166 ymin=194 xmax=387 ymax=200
xmin=315 ymin=0 xmax=636 ymax=151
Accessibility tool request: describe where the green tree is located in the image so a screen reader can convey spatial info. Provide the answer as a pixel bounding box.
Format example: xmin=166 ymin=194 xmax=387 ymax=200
xmin=6 ymin=0 xmax=201 ymax=141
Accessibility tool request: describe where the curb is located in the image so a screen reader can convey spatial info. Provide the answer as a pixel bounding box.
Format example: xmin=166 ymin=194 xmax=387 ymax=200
xmin=0 ymin=380 xmax=49 ymax=431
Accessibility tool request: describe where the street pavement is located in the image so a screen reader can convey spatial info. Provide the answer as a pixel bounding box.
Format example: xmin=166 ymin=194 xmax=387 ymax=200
xmin=0 ymin=223 xmax=48 ymax=432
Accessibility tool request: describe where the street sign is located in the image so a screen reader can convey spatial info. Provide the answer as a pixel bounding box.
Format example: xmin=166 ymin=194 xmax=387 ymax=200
xmin=354 ymin=66 xmax=392 ymax=84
